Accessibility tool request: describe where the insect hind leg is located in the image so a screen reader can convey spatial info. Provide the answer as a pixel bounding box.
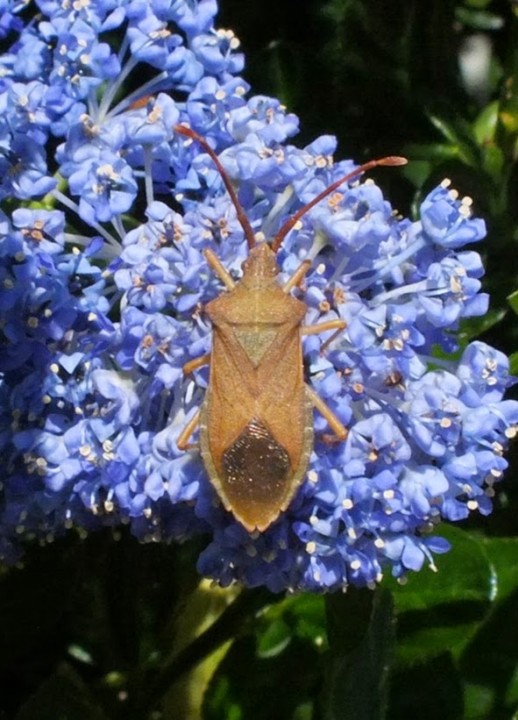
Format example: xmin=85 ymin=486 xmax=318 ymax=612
xmin=305 ymin=384 xmax=348 ymax=443
xmin=176 ymin=409 xmax=201 ymax=451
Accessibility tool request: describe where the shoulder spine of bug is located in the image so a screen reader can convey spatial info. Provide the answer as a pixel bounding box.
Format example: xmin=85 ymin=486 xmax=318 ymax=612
xmin=175 ymin=124 xmax=406 ymax=533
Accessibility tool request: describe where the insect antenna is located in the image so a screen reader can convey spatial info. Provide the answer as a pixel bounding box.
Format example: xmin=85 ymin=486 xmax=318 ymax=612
xmin=174 ymin=125 xmax=257 ymax=250
xmin=271 ymin=155 xmax=407 ymax=253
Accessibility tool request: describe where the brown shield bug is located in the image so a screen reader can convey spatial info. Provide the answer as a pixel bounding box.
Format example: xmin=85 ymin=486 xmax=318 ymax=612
xmin=175 ymin=124 xmax=406 ymax=532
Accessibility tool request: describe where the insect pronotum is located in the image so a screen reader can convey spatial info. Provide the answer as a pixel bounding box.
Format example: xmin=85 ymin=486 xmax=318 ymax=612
xmin=175 ymin=125 xmax=406 ymax=532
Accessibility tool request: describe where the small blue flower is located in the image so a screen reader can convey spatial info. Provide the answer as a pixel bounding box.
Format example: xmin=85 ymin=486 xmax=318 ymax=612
xmin=420 ymin=181 xmax=486 ymax=248
xmin=69 ymin=153 xmax=139 ymax=223
xmin=0 ymin=133 xmax=55 ymax=200
xmin=191 ymin=28 xmax=244 ymax=76
xmin=227 ymin=95 xmax=299 ymax=144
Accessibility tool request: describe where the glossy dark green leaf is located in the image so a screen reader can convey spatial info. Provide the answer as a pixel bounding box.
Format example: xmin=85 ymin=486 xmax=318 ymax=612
xmin=321 ymin=589 xmax=394 ymax=720
xmin=200 ymin=593 xmax=325 ymax=719
xmin=203 ymin=633 xmax=322 ymax=720
xmin=389 ymin=531 xmax=518 ymax=674
xmin=479 ymin=536 xmax=518 ymax=603
xmin=391 ymin=526 xmax=493 ymax=612
xmin=460 ymin=587 xmax=518 ymax=718
xmin=388 ymin=653 xmax=464 ymax=720
xmin=256 ymin=617 xmax=292 ymax=658
xmin=389 ymin=526 xmax=493 ymax=665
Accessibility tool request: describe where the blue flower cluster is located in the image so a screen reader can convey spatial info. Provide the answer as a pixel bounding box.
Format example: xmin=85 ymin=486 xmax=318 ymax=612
xmin=1 ymin=0 xmax=516 ymax=591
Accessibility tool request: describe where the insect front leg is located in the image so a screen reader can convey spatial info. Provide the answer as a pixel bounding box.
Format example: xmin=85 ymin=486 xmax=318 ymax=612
xmin=183 ymin=353 xmax=210 ymax=375
xmin=305 ymin=384 xmax=348 ymax=443
xmin=204 ymin=248 xmax=235 ymax=290
xmin=284 ymin=262 xmax=347 ymax=349
xmin=282 ymin=260 xmax=312 ymax=293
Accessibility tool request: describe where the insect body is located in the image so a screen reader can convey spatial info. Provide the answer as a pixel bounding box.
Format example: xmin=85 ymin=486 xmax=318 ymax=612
xmin=175 ymin=125 xmax=406 ymax=532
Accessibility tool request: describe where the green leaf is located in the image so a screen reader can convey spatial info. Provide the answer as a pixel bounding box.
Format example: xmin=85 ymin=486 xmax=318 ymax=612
xmin=504 ymin=663 xmax=518 ymax=710
xmin=508 ymin=289 xmax=518 ymax=316
xmin=481 ymin=144 xmax=505 ymax=181
xmin=480 ymin=536 xmax=518 ymax=602
xmin=400 ymin=159 xmax=433 ymax=189
xmin=403 ymin=142 xmax=460 ymax=162
xmin=389 ymin=653 xmax=464 ymax=720
xmin=256 ymin=617 xmax=291 ymax=658
xmin=500 ymin=104 xmax=518 ymax=134
xmin=321 ymin=588 xmax=394 ymax=720
xmin=396 ymin=613 xmax=483 ymax=668
xmin=509 ymin=351 xmax=518 ymax=376
xmin=203 ymin=634 xmax=322 ymax=720
xmin=463 ymin=682 xmax=495 ymax=720
xmin=135 ymin=587 xmax=272 ymax=719
xmin=259 ymin=594 xmax=326 ymax=648
xmin=389 ymin=526 xmax=493 ymax=665
xmin=427 ymin=115 xmax=478 ymax=165
xmin=455 ymin=7 xmax=505 ymax=31
xmin=464 ymin=0 xmax=492 ymax=9
xmin=457 ymin=309 xmax=507 ymax=345
xmin=392 ymin=526 xmax=494 ymax=612
xmin=427 ymin=114 xmax=464 ymax=145
xmin=201 ymin=594 xmax=326 ymax=720
xmin=14 ymin=663 xmax=109 ymax=720
xmin=460 ymin=587 xmax=518 ymax=716
xmin=473 ymin=101 xmax=499 ymax=145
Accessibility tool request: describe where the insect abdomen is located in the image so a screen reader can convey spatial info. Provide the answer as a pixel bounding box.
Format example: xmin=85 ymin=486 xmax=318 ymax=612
xmin=218 ymin=418 xmax=290 ymax=531
xmin=199 ymin=389 xmax=314 ymax=532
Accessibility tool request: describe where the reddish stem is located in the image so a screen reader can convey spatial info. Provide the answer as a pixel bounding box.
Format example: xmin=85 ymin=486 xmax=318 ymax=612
xmin=271 ymin=156 xmax=407 ymax=252
xmin=175 ymin=125 xmax=257 ymax=250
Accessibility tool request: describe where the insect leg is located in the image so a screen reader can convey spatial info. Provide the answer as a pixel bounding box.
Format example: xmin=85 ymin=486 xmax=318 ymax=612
xmin=183 ymin=353 xmax=210 ymax=375
xmin=176 ymin=409 xmax=201 ymax=450
xmin=204 ymin=248 xmax=236 ymax=290
xmin=305 ymin=384 xmax=348 ymax=442
xmin=282 ymin=260 xmax=312 ymax=293
xmin=302 ymin=319 xmax=346 ymax=336
xmin=302 ymin=318 xmax=347 ymax=353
